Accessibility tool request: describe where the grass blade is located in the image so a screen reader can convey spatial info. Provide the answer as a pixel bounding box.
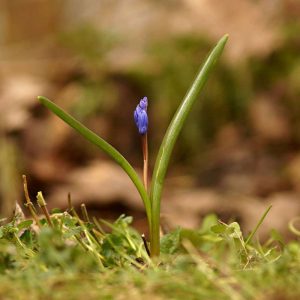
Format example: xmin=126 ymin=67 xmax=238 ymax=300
xmin=245 ymin=205 xmax=272 ymax=246
xmin=150 ymin=34 xmax=229 ymax=256
xmin=37 ymin=96 xmax=151 ymax=224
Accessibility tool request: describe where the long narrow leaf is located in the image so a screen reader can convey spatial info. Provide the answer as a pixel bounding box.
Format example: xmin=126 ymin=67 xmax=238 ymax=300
xmin=150 ymin=34 xmax=229 ymax=256
xmin=38 ymin=96 xmax=151 ymax=224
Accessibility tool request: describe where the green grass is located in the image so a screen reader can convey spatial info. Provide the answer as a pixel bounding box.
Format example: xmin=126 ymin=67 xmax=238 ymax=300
xmin=0 ymin=202 xmax=299 ymax=300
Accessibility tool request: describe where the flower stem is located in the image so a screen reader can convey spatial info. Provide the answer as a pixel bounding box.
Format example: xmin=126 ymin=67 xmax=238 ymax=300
xmin=142 ymin=134 xmax=148 ymax=191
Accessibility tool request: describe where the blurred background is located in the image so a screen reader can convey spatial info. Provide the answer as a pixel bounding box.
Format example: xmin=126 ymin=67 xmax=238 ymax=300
xmin=0 ymin=0 xmax=300 ymax=239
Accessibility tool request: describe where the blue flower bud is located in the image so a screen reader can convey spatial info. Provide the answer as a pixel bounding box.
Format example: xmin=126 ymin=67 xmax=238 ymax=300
xmin=134 ymin=97 xmax=148 ymax=135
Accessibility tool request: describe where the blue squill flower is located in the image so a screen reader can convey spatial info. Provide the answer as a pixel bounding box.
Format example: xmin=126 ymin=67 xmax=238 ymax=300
xmin=134 ymin=97 xmax=148 ymax=135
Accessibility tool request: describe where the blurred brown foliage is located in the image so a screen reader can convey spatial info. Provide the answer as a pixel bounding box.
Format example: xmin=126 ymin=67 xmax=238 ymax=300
xmin=0 ymin=0 xmax=300 ymax=239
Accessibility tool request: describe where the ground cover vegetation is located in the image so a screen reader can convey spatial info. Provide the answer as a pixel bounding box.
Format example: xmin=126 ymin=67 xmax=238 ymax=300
xmin=0 ymin=198 xmax=299 ymax=300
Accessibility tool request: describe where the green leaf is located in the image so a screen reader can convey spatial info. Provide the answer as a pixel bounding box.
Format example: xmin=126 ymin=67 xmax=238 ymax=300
xmin=211 ymin=224 xmax=227 ymax=234
xmin=227 ymin=222 xmax=243 ymax=239
xmin=51 ymin=208 xmax=63 ymax=214
xmin=150 ymin=34 xmax=229 ymax=256
xmin=114 ymin=215 xmax=133 ymax=227
xmin=38 ymin=96 xmax=151 ymax=225
xmin=160 ymin=227 xmax=182 ymax=254
xmin=199 ymin=214 xmax=219 ymax=233
xmin=63 ymin=226 xmax=83 ymax=239
xmin=180 ymin=228 xmax=204 ymax=248
xmin=20 ymin=229 xmax=33 ymax=247
xmin=17 ymin=220 xmax=33 ymax=230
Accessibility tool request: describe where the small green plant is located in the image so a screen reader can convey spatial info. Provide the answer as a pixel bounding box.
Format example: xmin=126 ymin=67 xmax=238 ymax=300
xmin=1 ymin=174 xmax=300 ymax=299
xmin=38 ymin=34 xmax=228 ymax=257
xmin=1 ymin=202 xmax=300 ymax=299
